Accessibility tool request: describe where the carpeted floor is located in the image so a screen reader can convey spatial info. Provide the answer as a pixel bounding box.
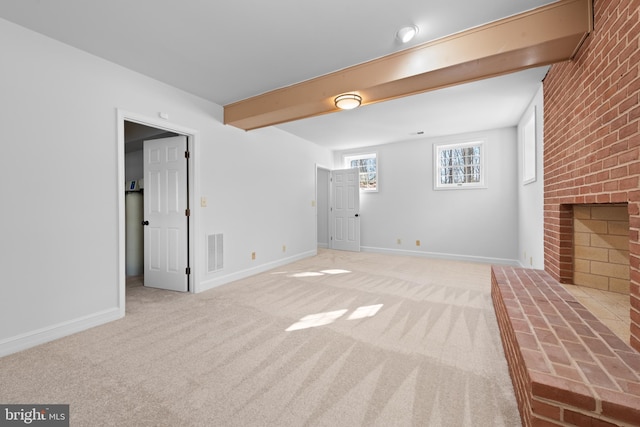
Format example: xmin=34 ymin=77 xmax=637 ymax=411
xmin=0 ymin=249 xmax=521 ymax=426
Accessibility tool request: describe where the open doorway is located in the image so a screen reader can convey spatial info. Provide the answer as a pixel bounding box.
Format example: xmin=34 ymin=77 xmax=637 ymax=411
xmin=124 ymin=121 xmax=179 ymax=291
xmin=316 ymin=166 xmax=330 ymax=248
xmin=117 ymin=109 xmax=200 ymax=314
xmin=316 ymin=165 xmax=361 ymax=252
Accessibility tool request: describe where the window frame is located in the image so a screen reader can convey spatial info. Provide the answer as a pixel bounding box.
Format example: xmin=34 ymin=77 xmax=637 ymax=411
xmin=433 ymin=139 xmax=486 ymax=190
xmin=343 ymin=152 xmax=378 ymax=192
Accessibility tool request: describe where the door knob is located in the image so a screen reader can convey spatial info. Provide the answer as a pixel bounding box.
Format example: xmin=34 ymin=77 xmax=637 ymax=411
xmin=141 ymin=220 xmax=149 ymax=226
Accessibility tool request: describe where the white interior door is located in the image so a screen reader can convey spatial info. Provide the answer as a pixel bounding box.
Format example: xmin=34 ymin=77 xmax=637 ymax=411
xmin=331 ymin=168 xmax=360 ymax=252
xmin=143 ymin=135 xmax=189 ymax=292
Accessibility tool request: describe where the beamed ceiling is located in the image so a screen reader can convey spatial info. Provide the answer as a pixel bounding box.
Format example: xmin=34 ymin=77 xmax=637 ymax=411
xmin=224 ymin=0 xmax=592 ymax=131
xmin=0 ymin=0 xmax=593 ymax=149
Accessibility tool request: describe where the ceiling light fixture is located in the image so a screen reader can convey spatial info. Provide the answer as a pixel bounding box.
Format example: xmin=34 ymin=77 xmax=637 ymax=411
xmin=396 ymin=25 xmax=419 ymax=43
xmin=334 ymin=94 xmax=362 ymax=110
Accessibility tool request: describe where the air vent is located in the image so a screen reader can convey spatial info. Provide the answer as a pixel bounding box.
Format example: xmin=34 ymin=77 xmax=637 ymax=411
xmin=207 ymin=233 xmax=224 ymax=273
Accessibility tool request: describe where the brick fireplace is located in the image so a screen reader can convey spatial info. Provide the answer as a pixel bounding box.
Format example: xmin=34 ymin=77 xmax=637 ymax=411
xmin=544 ymin=0 xmax=640 ymax=351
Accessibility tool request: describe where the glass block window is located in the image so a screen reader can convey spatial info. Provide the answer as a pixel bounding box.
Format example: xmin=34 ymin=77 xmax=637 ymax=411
xmin=344 ymin=153 xmax=377 ymax=191
xmin=434 ymin=141 xmax=485 ymax=189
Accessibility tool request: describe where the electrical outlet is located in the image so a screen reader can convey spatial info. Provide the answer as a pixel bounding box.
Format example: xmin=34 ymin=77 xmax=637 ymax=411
xmin=200 ymin=197 xmax=207 ymax=207
xmin=311 ymin=200 xmax=316 ymax=207
xmin=397 ymin=238 xmax=402 ymax=245
xmin=282 ymin=245 xmax=286 ymax=252
xmin=416 ymin=240 xmax=421 ymax=246
xmin=530 ymin=257 xmax=533 ymax=266
xmin=251 ymin=252 xmax=256 ymax=260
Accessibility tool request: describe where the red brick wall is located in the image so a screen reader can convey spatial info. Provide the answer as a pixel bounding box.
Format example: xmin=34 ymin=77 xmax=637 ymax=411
xmin=543 ymin=0 xmax=640 ymax=351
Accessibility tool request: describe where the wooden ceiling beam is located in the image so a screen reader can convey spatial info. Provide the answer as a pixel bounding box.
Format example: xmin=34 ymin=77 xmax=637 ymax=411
xmin=224 ymin=0 xmax=592 ymax=131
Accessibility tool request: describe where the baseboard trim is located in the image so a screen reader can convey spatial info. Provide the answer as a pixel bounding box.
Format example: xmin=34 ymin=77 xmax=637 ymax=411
xmin=0 ymin=307 xmax=123 ymax=358
xmin=360 ymin=246 xmax=520 ymax=266
xmin=197 ymin=249 xmax=317 ymax=293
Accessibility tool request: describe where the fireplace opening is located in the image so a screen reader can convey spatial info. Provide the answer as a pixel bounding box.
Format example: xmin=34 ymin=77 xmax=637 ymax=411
xmin=561 ymin=204 xmax=631 ymax=343
xmin=573 ymin=204 xmax=630 ymax=293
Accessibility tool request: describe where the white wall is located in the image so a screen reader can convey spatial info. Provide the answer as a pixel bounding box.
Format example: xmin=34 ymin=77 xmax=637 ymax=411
xmin=333 ymin=128 xmax=520 ymax=264
xmin=517 ymin=84 xmax=545 ymax=269
xmin=197 ymin=124 xmax=332 ymax=289
xmin=0 ymin=18 xmax=332 ymax=356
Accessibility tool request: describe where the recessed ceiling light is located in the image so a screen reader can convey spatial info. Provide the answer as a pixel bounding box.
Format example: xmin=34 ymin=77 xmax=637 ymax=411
xmin=396 ymin=25 xmax=419 ymax=43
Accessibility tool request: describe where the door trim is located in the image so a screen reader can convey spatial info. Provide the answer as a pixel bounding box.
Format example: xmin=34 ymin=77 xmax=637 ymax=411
xmin=117 ymin=109 xmax=200 ymax=312
xmin=315 ymin=164 xmax=331 ymax=249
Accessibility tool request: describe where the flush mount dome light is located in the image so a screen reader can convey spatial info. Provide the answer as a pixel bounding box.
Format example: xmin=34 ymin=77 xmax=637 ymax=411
xmin=334 ymin=93 xmax=362 ymax=110
xmin=396 ymin=25 xmax=419 ymax=43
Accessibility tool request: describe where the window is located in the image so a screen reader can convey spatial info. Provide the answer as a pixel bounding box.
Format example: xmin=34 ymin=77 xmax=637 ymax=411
xmin=344 ymin=153 xmax=377 ymax=191
xmin=434 ymin=140 xmax=485 ymax=189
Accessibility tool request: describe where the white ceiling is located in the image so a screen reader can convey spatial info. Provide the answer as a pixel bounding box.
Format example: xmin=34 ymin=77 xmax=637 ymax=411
xmin=0 ymin=0 xmax=556 ymax=150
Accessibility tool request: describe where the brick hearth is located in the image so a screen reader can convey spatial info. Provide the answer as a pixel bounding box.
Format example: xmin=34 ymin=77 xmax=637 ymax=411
xmin=492 ymin=266 xmax=640 ymax=426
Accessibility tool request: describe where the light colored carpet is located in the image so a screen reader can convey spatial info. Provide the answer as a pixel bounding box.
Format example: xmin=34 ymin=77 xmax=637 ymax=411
xmin=0 ymin=249 xmax=521 ymax=426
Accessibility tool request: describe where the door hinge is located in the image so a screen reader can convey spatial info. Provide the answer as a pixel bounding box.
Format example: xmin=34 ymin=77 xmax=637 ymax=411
xmin=185 ymin=208 xmax=191 ymax=216
xmin=185 ymin=151 xmax=190 ymax=159
xmin=185 ymin=267 xmax=191 ymax=275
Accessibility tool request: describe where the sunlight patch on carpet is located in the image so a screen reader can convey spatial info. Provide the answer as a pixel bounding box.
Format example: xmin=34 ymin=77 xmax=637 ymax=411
xmin=283 ymin=269 xmax=352 ymax=278
xmin=285 ymin=309 xmax=349 ymax=331
xmin=347 ymin=304 xmax=383 ymax=320
xmin=286 ymin=304 xmax=383 ymax=332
